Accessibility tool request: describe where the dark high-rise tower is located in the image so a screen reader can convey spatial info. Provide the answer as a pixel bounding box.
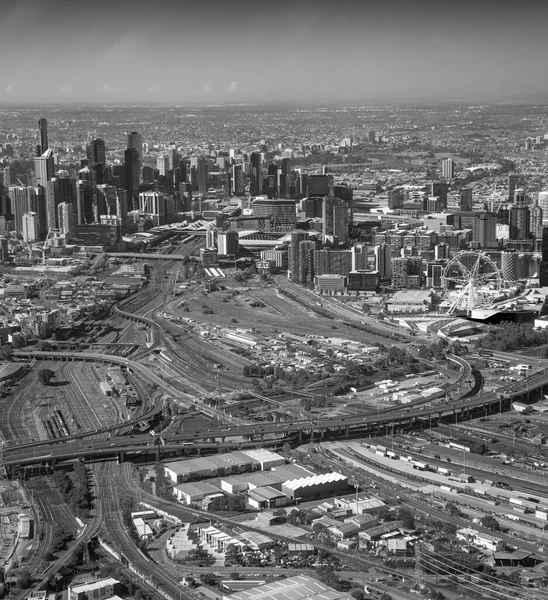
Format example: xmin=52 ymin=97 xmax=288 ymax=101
xmin=126 ymin=131 xmax=143 ymax=183
xmin=87 ymin=139 xmax=106 ymax=167
xmin=250 ymin=152 xmax=262 ymax=196
xmin=38 ymin=118 xmax=48 ymax=155
xmin=124 ymin=148 xmax=139 ymax=210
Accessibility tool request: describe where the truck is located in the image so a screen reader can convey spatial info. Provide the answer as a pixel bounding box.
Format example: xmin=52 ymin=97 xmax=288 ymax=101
xmin=413 ymin=461 xmax=430 ymax=471
xmin=437 ymin=467 xmax=451 ymax=476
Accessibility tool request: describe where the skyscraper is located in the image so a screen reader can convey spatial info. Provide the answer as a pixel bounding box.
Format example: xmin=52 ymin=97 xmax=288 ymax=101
xmin=57 ymin=202 xmax=74 ymax=240
xmin=139 ymin=191 xmax=165 ymax=226
xmin=38 ymin=118 xmax=48 ymax=155
xmin=249 ymin=152 xmax=262 ymax=196
xmin=127 ymin=131 xmax=143 ymax=183
xmin=508 ymin=173 xmax=520 ymax=202
xmin=289 ymin=230 xmax=306 ymax=281
xmin=460 ymin=187 xmax=473 ymax=212
xmin=34 ymin=149 xmax=54 ymax=187
xmin=232 ymin=165 xmax=245 ymax=195
xmin=87 ymin=138 xmax=106 ymax=166
xmin=298 ymin=240 xmax=316 ymax=284
xmin=509 ymin=197 xmax=530 ymax=241
xmin=124 ymin=148 xmax=140 ymax=209
xmin=197 ymin=157 xmax=208 ymax=196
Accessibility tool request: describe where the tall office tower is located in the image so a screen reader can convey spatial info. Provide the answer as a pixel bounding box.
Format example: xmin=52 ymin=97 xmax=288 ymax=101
xmin=38 ymin=118 xmax=48 ymax=155
xmin=368 ymin=130 xmax=376 ymax=143
xmin=460 ymin=187 xmax=473 ymax=212
xmin=87 ymin=138 xmax=106 ymax=166
xmin=57 ymin=202 xmax=74 ymax=240
xmin=278 ymin=158 xmax=291 ymax=199
xmin=351 ymin=244 xmax=369 ymax=271
xmin=3 ymin=166 xmax=14 ymax=186
xmin=441 ymin=157 xmax=454 ymax=179
xmin=289 ymin=230 xmax=306 ymax=281
xmin=314 ymin=249 xmax=352 ymax=276
xmin=430 ymin=182 xmax=448 ymax=211
xmin=509 ymin=202 xmax=530 ymax=240
xmin=9 ymin=186 xmax=35 ymax=235
xmin=530 ymin=199 xmax=543 ymax=240
xmin=126 ymin=131 xmax=143 ymax=183
xmin=178 ymin=159 xmax=188 ymax=184
xmin=501 ymin=251 xmax=519 ymax=282
xmin=249 ymin=152 xmax=262 ymax=196
xmin=124 ymin=148 xmax=140 ymax=209
xmin=232 ymin=165 xmax=245 ymax=195
xmin=22 ymin=212 xmax=39 ymax=243
xmin=45 ymin=180 xmax=59 ymax=231
xmin=157 ymin=155 xmax=170 ymax=176
xmin=197 ymin=156 xmax=208 ymax=196
xmin=391 ymin=257 xmax=408 ymax=289
xmin=374 ymin=243 xmax=392 ymax=279
xmin=168 ymin=149 xmax=179 ymax=171
xmin=34 ymin=149 xmax=54 ymax=187
xmin=537 ymin=192 xmax=548 ymax=227
xmin=434 ymin=243 xmax=450 ymax=260
xmin=472 ymin=213 xmax=497 ymax=247
xmin=514 ymin=188 xmax=527 ymax=206
xmin=298 ymin=240 xmax=316 ymax=284
xmin=116 ymin=189 xmax=129 ymax=232
xmin=388 ymin=187 xmax=404 ymax=209
xmin=139 ymin=191 xmax=165 ymax=226
xmin=508 ymin=173 xmax=520 ymax=202
xmin=217 ymin=231 xmax=239 ymax=256
xmin=76 ymin=180 xmax=94 ymax=225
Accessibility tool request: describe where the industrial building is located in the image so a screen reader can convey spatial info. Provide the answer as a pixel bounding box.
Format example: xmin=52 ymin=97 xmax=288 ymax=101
xmin=174 ymin=481 xmax=221 ymax=505
xmin=164 ymin=449 xmax=285 ymax=484
xmin=69 ymin=578 xmax=122 ymax=600
xmin=221 ymin=464 xmax=312 ymax=494
xmin=225 ymin=574 xmax=356 ymax=600
xmin=281 ymin=472 xmax=348 ymax=500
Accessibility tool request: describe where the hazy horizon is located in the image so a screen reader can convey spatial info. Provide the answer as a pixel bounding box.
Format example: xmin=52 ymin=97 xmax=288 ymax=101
xmin=2 ymin=0 xmax=548 ymax=104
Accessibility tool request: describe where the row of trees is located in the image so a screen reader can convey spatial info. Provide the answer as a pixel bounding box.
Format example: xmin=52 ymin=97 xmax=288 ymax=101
xmin=52 ymin=462 xmax=92 ymax=518
xmin=479 ymin=322 xmax=548 ymax=352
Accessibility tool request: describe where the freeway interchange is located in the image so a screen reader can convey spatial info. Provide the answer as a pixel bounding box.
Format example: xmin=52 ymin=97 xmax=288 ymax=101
xmin=6 ymin=350 xmax=548 ymax=471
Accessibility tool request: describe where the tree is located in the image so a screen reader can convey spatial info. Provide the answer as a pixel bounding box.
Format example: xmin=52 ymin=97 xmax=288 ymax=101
xmin=379 ymin=594 xmax=392 ymax=600
xmin=480 ymin=515 xmax=500 ymax=531
xmin=397 ymin=506 xmax=415 ymax=529
xmin=38 ymin=368 xmax=55 ymax=386
xmin=16 ymin=568 xmax=33 ymax=589
xmin=200 ymin=573 xmax=216 ymax=586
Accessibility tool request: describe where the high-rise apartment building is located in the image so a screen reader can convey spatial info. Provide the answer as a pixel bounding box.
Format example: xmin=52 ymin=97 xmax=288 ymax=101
xmin=218 ymin=231 xmax=239 ymax=256
xmin=232 ymin=165 xmax=245 ymax=195
xmin=314 ymin=249 xmax=352 ymax=276
xmin=9 ymin=186 xmax=36 ymax=235
xmin=472 ymin=213 xmax=497 ymax=247
xmin=87 ymin=138 xmax=106 ymax=167
xmin=374 ymin=243 xmax=392 ymax=280
xmin=509 ymin=201 xmax=530 ymax=241
xmin=530 ymin=200 xmax=543 ymax=240
xmin=22 ymin=212 xmax=39 ymax=243
xmin=391 ymin=257 xmax=408 ymax=289
xmin=441 ymin=157 xmax=454 ymax=179
xmin=351 ymin=244 xmax=369 ymax=271
xmin=57 ymin=202 xmax=74 ymax=240
xmin=289 ymin=230 xmax=307 ymax=281
xmin=298 ymin=240 xmax=316 ymax=284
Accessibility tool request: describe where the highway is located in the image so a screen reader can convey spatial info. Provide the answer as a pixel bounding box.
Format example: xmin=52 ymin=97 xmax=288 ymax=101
xmin=6 ymin=350 xmax=548 ymax=469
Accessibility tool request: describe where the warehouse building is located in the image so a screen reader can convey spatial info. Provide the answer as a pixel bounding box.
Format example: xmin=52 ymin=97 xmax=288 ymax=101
xmin=174 ymin=481 xmax=220 ymax=504
xmin=248 ymin=486 xmax=288 ymax=510
xmin=221 ymin=464 xmax=312 ymax=494
xmin=335 ymin=494 xmax=386 ymax=515
xmin=225 ymin=574 xmax=356 ymax=600
xmin=164 ymin=449 xmax=285 ymax=484
xmin=282 ymin=472 xmax=349 ymax=500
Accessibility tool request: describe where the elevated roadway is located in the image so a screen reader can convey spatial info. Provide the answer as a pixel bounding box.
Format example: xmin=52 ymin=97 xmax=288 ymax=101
xmin=7 ymin=351 xmax=548 ymax=470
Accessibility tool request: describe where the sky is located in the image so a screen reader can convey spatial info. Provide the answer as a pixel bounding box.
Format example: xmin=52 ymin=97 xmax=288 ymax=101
xmin=1 ymin=0 xmax=548 ymax=104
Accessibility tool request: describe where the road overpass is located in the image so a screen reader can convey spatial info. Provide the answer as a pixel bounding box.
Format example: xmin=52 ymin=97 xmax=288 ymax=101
xmin=7 ymin=350 xmax=548 ymax=471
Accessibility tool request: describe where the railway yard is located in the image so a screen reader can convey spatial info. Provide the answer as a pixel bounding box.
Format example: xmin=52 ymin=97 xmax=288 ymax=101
xmin=4 ymin=248 xmax=548 ymax=600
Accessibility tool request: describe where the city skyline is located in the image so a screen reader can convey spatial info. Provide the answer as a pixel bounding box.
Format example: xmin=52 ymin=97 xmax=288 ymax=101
xmin=2 ymin=0 xmax=548 ymax=104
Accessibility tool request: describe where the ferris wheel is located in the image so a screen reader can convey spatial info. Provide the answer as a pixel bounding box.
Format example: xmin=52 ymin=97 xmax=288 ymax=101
xmin=441 ymin=251 xmax=503 ymax=314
